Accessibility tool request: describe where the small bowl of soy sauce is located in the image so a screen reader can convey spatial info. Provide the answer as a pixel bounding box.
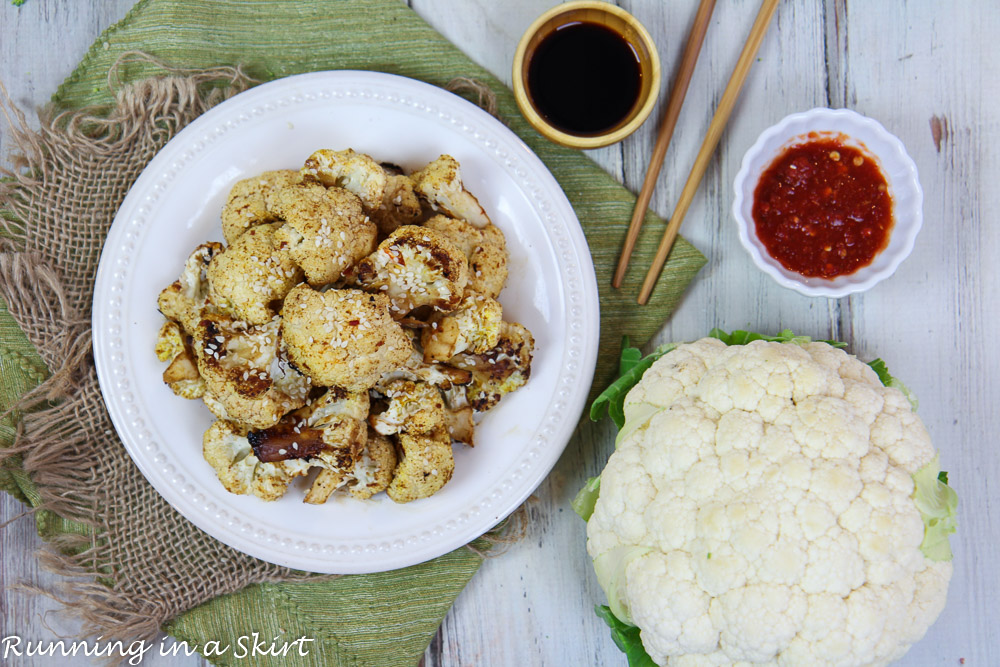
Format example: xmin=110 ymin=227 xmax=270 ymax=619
xmin=512 ymin=1 xmax=661 ymax=149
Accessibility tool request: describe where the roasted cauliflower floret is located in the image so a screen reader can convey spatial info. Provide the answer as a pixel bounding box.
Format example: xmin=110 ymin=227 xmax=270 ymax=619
xmin=452 ymin=321 xmax=534 ymax=412
xmin=370 ymin=378 xmax=446 ymax=436
xmin=305 ymin=429 xmax=397 ymax=504
xmin=195 ymin=314 xmax=310 ymax=430
xmin=444 ymin=405 xmax=475 ymax=448
xmin=371 ymin=170 xmax=423 ymax=237
xmin=411 ymin=154 xmax=491 ymax=228
xmin=155 ymin=320 xmax=205 ymax=399
xmin=387 ymin=426 xmax=455 ymax=503
xmin=157 ymin=242 xmax=225 ymax=333
xmin=221 ymin=169 xmax=302 ymax=244
xmin=207 ymin=223 xmax=303 ymax=326
xmin=270 ymin=182 xmax=377 ymax=286
xmin=280 ymin=284 xmax=412 ymax=390
xmin=246 ymin=386 xmax=370 ymax=467
xmin=421 ymin=291 xmax=502 ymax=362
xmin=349 ymin=225 xmax=469 ymax=317
xmin=381 ymin=337 xmax=473 ymax=389
xmin=203 ymin=420 xmax=312 ymax=501
xmin=302 ymin=148 xmax=387 ymax=210
xmin=423 ymin=214 xmax=508 ymax=298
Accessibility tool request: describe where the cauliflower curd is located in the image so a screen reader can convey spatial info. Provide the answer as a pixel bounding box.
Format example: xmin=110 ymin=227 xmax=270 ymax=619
xmin=155 ymin=149 xmax=532 ymax=504
xmin=585 ymin=337 xmax=955 ymax=667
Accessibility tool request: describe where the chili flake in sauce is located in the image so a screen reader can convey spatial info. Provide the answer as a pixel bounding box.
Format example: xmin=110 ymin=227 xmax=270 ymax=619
xmin=752 ymin=137 xmax=892 ymax=278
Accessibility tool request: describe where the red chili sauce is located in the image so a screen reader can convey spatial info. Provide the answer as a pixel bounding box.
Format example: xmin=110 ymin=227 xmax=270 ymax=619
xmin=752 ymin=137 xmax=893 ymax=278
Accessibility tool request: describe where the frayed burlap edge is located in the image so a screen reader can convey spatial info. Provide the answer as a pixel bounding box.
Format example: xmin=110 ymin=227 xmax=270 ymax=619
xmin=0 ymin=53 xmax=325 ymax=645
xmin=0 ymin=55 xmax=526 ymax=647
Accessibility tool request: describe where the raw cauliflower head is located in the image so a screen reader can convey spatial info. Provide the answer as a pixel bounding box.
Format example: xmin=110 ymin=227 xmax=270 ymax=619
xmin=586 ymin=338 xmax=953 ymax=667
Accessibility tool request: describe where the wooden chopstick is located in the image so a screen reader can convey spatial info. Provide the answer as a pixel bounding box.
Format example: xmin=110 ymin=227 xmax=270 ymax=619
xmin=637 ymin=0 xmax=781 ymax=305
xmin=612 ymin=0 xmax=718 ymax=289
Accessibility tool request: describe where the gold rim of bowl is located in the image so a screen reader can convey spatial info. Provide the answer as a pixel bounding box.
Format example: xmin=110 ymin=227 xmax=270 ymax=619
xmin=512 ymin=1 xmax=662 ymax=150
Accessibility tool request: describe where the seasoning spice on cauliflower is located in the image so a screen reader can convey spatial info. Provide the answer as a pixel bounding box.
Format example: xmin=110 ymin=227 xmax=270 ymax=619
xmin=203 ymin=420 xmax=313 ymax=501
xmin=411 ymin=154 xmax=491 ymax=228
xmin=421 ymin=291 xmax=502 ymax=362
xmin=155 ymin=321 xmax=205 ymax=399
xmin=305 ymin=428 xmax=398 ymax=504
xmin=271 ymin=182 xmax=377 ymax=286
xmin=301 ymin=148 xmax=387 ymax=210
xmin=580 ymin=332 xmax=958 ymax=667
xmin=452 ymin=321 xmax=534 ymax=411
xmin=387 ymin=426 xmax=455 ymax=503
xmin=194 ymin=314 xmax=310 ymax=430
xmin=247 ymin=386 xmax=370 ymax=466
xmin=208 ymin=223 xmax=303 ymax=326
xmin=369 ymin=378 xmax=446 ymax=436
xmin=220 ymin=169 xmax=302 ymax=243
xmin=280 ymin=284 xmax=412 ymax=391
xmin=157 ymin=241 xmax=224 ymax=334
xmin=423 ymin=214 xmax=508 ymax=298
xmin=370 ymin=167 xmax=423 ymax=237
xmin=348 ymin=225 xmax=469 ymax=317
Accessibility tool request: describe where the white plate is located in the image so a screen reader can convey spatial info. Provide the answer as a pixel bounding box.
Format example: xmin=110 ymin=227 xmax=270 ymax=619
xmin=92 ymin=71 xmax=600 ymax=573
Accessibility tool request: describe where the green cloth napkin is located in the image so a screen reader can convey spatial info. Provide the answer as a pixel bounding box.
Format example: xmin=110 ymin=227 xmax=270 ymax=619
xmin=1 ymin=0 xmax=705 ymax=664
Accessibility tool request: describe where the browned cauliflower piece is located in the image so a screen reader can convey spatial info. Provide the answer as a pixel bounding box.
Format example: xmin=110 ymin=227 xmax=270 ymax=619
xmin=221 ymin=169 xmax=302 ymax=244
xmin=246 ymin=386 xmax=370 ymax=467
xmin=348 ymin=226 xmax=469 ymax=318
xmin=155 ymin=320 xmax=205 ymax=399
xmin=369 ymin=378 xmax=446 ymax=436
xmin=304 ymin=429 xmax=397 ymax=504
xmin=444 ymin=406 xmax=475 ymax=448
xmin=421 ymin=291 xmax=502 ymax=362
xmin=452 ymin=321 xmax=534 ymax=412
xmin=423 ymin=214 xmax=508 ymax=298
xmin=301 ymin=148 xmax=387 ymax=210
xmin=202 ymin=420 xmax=313 ymax=501
xmin=410 ymin=154 xmax=491 ymax=228
xmin=270 ymin=182 xmax=377 ymax=286
xmin=207 ymin=223 xmax=303 ymax=326
xmin=370 ymin=170 xmax=423 ymax=237
xmin=280 ymin=284 xmax=411 ymax=391
xmin=195 ymin=314 xmax=311 ymax=430
xmin=157 ymin=242 xmax=225 ymax=334
xmin=381 ymin=335 xmax=473 ymax=390
xmin=386 ymin=426 xmax=455 ymax=503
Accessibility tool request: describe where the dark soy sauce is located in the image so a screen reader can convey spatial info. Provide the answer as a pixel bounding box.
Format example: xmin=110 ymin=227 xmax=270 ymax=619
xmin=527 ymin=21 xmax=642 ymax=136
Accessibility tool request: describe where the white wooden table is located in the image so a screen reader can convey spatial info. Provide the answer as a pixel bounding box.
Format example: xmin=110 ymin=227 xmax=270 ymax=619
xmin=1 ymin=1 xmax=996 ymax=665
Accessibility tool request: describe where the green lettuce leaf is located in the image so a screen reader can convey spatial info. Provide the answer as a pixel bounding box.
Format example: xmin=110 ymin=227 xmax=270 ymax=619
xmin=594 ymin=606 xmax=657 ymax=667
xmin=912 ymin=454 xmax=959 ymax=561
xmin=593 ymin=545 xmax=653 ymax=626
xmin=708 ymin=327 xmax=848 ymax=348
xmin=590 ymin=337 xmax=677 ymax=428
xmin=867 ymin=357 xmax=919 ymax=410
xmin=614 ymin=402 xmax=664 ymax=449
xmin=572 ymin=476 xmax=601 ymax=521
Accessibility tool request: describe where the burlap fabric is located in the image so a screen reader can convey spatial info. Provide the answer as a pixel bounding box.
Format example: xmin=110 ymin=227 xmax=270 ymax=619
xmin=0 ymin=62 xmax=318 ymax=639
xmin=0 ymin=1 xmax=705 ymax=661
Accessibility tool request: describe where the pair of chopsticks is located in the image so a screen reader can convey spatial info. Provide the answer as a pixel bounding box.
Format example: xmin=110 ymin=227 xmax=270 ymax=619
xmin=613 ymin=0 xmax=781 ymax=305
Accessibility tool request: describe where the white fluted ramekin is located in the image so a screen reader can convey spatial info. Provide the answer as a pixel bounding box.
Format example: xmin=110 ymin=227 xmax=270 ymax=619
xmin=732 ymin=108 xmax=923 ymax=298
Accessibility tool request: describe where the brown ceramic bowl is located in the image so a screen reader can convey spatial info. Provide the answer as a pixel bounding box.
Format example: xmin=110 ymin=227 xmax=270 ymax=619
xmin=512 ymin=1 xmax=661 ymax=149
